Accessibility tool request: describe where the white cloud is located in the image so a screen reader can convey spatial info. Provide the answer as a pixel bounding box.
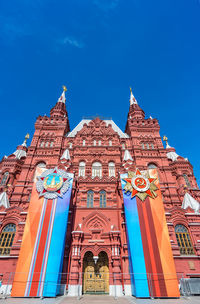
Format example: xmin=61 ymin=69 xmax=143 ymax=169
xmin=60 ymin=36 xmax=85 ymax=48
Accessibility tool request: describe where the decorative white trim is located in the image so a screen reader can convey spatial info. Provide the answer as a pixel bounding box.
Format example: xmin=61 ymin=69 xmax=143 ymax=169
xmin=67 ymin=284 xmax=82 ymax=296
xmin=67 ymin=119 xmax=129 ymax=138
xmin=124 ymin=284 xmax=132 ymax=296
xmin=0 ymin=284 xmax=12 ymax=295
xmin=109 ymin=285 xmax=123 ymax=296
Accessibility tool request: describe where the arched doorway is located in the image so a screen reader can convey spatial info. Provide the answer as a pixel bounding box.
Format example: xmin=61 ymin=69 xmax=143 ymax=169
xmin=83 ymin=251 xmax=109 ymax=294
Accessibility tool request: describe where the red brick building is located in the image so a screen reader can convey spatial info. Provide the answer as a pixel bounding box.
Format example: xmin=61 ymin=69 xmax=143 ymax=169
xmin=0 ymin=89 xmax=199 ymax=296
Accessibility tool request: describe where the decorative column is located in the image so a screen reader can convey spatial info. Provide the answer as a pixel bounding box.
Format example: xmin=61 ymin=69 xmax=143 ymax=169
xmin=110 ymin=230 xmax=123 ymax=296
xmin=68 ymin=230 xmax=83 ymax=296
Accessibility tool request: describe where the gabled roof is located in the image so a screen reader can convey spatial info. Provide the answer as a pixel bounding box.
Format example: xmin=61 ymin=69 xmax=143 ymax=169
xmin=67 ymin=119 xmax=129 ymax=138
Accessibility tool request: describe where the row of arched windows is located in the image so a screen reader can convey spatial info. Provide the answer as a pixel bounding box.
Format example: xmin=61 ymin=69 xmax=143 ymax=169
xmin=40 ymin=140 xmax=54 ymax=148
xmin=79 ymin=162 xmax=115 ymax=178
xmin=141 ymin=143 xmax=154 ymax=149
xmin=0 ymin=223 xmax=195 ymax=256
xmin=82 ymin=140 xmax=113 ymax=147
xmin=87 ymin=190 xmax=106 ymax=208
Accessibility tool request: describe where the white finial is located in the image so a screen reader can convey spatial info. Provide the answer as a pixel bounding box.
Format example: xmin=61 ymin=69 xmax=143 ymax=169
xmin=130 ymin=87 xmax=138 ymax=105
xmin=150 ymin=116 xmax=153 ymax=119
xmin=58 ymin=85 xmax=67 ymax=103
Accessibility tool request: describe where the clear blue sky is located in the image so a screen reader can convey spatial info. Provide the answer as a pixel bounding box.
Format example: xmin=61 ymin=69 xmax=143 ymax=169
xmin=0 ymin=0 xmax=200 ymax=184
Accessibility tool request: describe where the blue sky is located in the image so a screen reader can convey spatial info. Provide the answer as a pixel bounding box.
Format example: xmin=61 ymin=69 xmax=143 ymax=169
xmin=0 ymin=0 xmax=200 ymax=184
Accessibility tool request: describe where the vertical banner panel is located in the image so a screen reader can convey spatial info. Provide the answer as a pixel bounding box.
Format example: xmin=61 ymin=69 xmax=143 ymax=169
xmin=120 ymin=169 xmax=180 ymax=298
xmin=12 ymin=167 xmax=45 ymax=297
xmin=121 ymin=175 xmax=150 ymax=298
xmin=12 ymin=168 xmax=73 ymax=297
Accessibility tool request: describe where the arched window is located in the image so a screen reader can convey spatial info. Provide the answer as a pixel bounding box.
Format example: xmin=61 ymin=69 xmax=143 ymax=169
xmin=109 ymin=140 xmax=112 ymax=147
xmin=45 ymin=141 xmax=49 ymax=147
xmin=108 ymin=162 xmax=115 ymax=177
xmin=69 ymin=142 xmax=72 ymax=149
xmin=148 ymin=163 xmax=157 ymax=169
xmin=141 ymin=143 xmax=145 ymax=149
xmin=87 ymin=191 xmax=94 ymax=208
xmin=0 ymin=224 xmax=16 ymax=255
xmin=175 ymin=224 xmax=195 ymax=255
xmin=0 ymin=172 xmax=9 ymax=186
xmin=40 ymin=141 xmax=44 ymax=147
xmin=37 ymin=162 xmax=46 ymax=168
xmin=183 ymin=174 xmax=191 ymax=187
xmin=83 ymin=140 xmax=86 ymax=146
xmin=92 ymin=162 xmax=102 ymax=178
xmin=93 ymin=140 xmax=96 ymax=146
xmin=151 ymin=143 xmax=154 ymax=149
xmin=100 ymin=190 xmax=106 ymax=207
xmin=122 ymin=143 xmax=125 ymax=149
xmin=50 ymin=141 xmax=54 ymax=147
xmin=146 ymin=143 xmax=149 ymax=149
xmin=79 ymin=161 xmax=86 ymax=177
xmin=98 ymin=140 xmax=101 ymax=146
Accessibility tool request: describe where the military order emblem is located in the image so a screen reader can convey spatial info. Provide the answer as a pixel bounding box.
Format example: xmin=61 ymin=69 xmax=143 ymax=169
xmin=123 ymin=169 xmax=158 ymax=201
xmin=36 ymin=167 xmax=71 ymax=199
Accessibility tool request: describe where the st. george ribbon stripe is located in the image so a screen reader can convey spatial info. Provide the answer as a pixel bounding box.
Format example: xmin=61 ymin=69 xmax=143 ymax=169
xmin=145 ymin=198 xmax=167 ymax=296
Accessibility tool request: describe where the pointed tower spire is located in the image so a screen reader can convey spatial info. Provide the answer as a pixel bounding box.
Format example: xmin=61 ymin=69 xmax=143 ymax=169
xmin=163 ymin=135 xmax=179 ymax=161
xmin=57 ymin=85 xmax=67 ymax=103
xmin=127 ymin=87 xmax=145 ymax=120
xmin=130 ymin=87 xmax=138 ymax=105
xmin=50 ymin=86 xmax=68 ymax=118
xmin=12 ymin=134 xmax=29 ymax=159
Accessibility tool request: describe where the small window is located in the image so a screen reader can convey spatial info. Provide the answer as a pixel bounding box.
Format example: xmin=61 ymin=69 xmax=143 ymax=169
xmin=108 ymin=162 xmax=115 ymax=177
xmin=45 ymin=141 xmax=49 ymax=147
xmin=79 ymin=161 xmax=85 ymax=177
xmin=98 ymin=140 xmax=101 ymax=146
xmin=175 ymin=225 xmax=194 ymax=255
xmin=100 ymin=190 xmax=106 ymax=208
xmin=151 ymin=143 xmax=154 ymax=149
xmin=0 ymin=224 xmax=16 ymax=255
xmin=183 ymin=174 xmax=191 ymax=187
xmin=122 ymin=143 xmax=125 ymax=150
xmin=83 ymin=140 xmax=86 ymax=146
xmin=109 ymin=140 xmax=112 ymax=147
xmin=141 ymin=143 xmax=145 ymax=150
xmin=146 ymin=143 xmax=149 ymax=149
xmin=50 ymin=141 xmax=54 ymax=147
xmin=69 ymin=143 xmax=72 ymax=149
xmin=148 ymin=163 xmax=157 ymax=169
xmin=40 ymin=141 xmax=44 ymax=147
xmin=87 ymin=191 xmax=94 ymax=208
xmin=0 ymin=172 xmax=9 ymax=186
xmin=93 ymin=140 xmax=96 ymax=146
xmin=92 ymin=162 xmax=102 ymax=178
xmin=37 ymin=162 xmax=46 ymax=168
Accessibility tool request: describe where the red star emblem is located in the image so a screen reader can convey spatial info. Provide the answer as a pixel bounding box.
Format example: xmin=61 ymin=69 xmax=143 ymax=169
xmin=123 ymin=169 xmax=158 ymax=201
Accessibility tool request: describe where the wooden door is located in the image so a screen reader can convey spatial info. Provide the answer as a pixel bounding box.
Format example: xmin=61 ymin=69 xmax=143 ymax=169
xmin=83 ymin=252 xmax=109 ymax=294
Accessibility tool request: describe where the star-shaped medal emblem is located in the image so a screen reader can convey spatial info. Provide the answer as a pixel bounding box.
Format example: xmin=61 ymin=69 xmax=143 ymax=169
xmin=123 ymin=169 xmax=158 ymax=201
xmin=36 ymin=167 xmax=71 ymax=199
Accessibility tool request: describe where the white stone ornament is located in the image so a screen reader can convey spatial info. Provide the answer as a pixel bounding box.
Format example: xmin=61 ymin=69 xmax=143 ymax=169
xmin=36 ymin=167 xmax=71 ymax=199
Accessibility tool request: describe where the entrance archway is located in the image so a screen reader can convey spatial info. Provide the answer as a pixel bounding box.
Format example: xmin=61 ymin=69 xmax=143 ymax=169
xmin=83 ymin=251 xmax=109 ymax=294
